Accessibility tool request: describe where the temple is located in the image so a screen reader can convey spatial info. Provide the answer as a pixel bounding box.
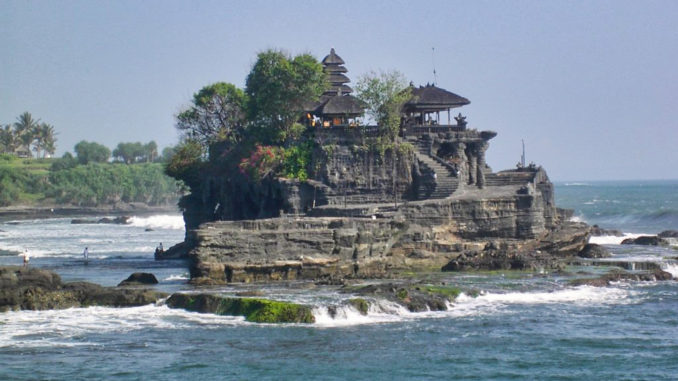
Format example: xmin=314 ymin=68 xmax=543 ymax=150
xmin=176 ymin=48 xmax=574 ymax=284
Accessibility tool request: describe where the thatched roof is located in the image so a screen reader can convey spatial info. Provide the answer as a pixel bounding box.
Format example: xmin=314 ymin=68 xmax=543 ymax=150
xmin=317 ymin=95 xmax=365 ymax=117
xmin=324 ymin=84 xmax=353 ymax=96
xmin=322 ymin=48 xmax=345 ymax=65
xmin=325 ymin=65 xmax=347 ymax=73
xmin=403 ymin=84 xmax=470 ymax=112
xmin=328 ymin=73 xmax=350 ymax=84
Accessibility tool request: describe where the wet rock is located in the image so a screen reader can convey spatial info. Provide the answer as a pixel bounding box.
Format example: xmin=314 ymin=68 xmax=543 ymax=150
xmin=165 ymin=293 xmax=315 ymax=323
xmin=0 ymin=266 xmax=167 ymax=312
xmin=569 ymin=269 xmax=673 ymax=287
xmin=155 ymin=241 xmax=189 ymax=260
xmin=118 ymin=272 xmax=159 ymax=286
xmin=344 ymin=282 xmax=462 ymax=312
xmin=590 ymin=225 xmax=624 ymax=237
xmin=71 ymin=216 xmax=131 ymax=225
xmin=621 ymin=236 xmax=668 ymax=246
xmin=97 ymin=216 xmax=131 ymax=224
xmin=577 ymin=243 xmax=612 ymax=258
xmin=658 ymin=230 xmax=678 ymax=238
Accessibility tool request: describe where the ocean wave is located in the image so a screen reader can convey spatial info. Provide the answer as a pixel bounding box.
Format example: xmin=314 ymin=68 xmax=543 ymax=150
xmin=313 ymin=299 xmax=409 ymax=327
xmin=589 ymin=233 xmax=644 ymax=245
xmin=662 ymin=263 xmax=678 ymax=278
xmin=164 ymin=273 xmax=190 ymax=281
xmin=0 ymin=305 xmax=246 ymax=348
xmin=128 ymin=215 xmax=184 ymax=230
xmin=563 ymin=182 xmax=590 ymax=186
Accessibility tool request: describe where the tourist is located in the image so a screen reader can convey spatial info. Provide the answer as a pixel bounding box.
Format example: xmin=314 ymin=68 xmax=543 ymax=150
xmin=23 ymin=250 xmax=30 ymax=267
xmin=83 ymin=247 xmax=89 ymax=262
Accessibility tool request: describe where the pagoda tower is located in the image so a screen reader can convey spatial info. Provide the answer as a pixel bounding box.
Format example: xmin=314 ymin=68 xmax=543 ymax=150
xmin=322 ymin=48 xmax=353 ymax=97
xmin=311 ymin=48 xmax=365 ymax=126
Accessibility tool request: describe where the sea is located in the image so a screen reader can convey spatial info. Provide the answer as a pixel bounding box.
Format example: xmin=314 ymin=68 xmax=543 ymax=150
xmin=1 ymin=180 xmax=677 ymax=380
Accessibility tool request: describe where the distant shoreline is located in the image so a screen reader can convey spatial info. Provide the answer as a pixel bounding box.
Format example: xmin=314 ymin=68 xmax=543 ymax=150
xmin=0 ymin=203 xmax=181 ymax=221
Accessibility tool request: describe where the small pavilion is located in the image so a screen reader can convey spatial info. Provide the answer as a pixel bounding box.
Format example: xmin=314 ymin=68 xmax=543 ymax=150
xmin=402 ymin=83 xmax=470 ymax=132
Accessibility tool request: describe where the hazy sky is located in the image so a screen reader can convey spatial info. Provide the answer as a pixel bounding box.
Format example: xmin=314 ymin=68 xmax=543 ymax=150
xmin=2 ymin=0 xmax=676 ymax=181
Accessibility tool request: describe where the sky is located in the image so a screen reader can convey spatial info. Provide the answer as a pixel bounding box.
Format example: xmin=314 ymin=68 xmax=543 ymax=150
xmin=1 ymin=0 xmax=677 ymax=181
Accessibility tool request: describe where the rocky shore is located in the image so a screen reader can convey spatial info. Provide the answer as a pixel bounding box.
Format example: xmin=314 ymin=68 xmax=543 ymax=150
xmin=0 ymin=203 xmax=179 ymax=221
xmin=0 ymin=266 xmax=167 ymax=312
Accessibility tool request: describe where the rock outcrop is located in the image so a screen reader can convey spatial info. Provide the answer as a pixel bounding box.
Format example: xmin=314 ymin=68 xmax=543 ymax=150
xmin=570 ymin=269 xmax=673 ymax=287
xmin=0 ymin=266 xmax=166 ymax=312
xmin=171 ymin=122 xmax=589 ymax=283
xmin=118 ymin=272 xmax=159 ymax=286
xmin=165 ymin=293 xmax=315 ymax=323
xmin=577 ymin=243 xmax=612 ymax=259
xmin=621 ymin=235 xmax=668 ymax=246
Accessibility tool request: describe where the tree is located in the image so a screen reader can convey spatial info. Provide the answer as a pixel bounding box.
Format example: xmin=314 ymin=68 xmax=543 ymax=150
xmin=74 ymin=141 xmax=111 ymax=164
xmin=160 ymin=145 xmax=177 ymax=163
xmin=245 ymin=50 xmax=326 ymax=144
xmin=164 ymin=139 xmax=204 ymax=188
xmin=112 ymin=142 xmax=146 ymax=164
xmin=144 ymin=141 xmax=158 ymax=162
xmin=14 ymin=112 xmax=39 ymax=157
xmin=32 ymin=123 xmax=56 ymax=158
xmin=41 ymin=123 xmax=57 ymax=158
xmin=355 ymin=70 xmax=411 ymax=141
xmin=0 ymin=125 xmax=17 ymax=154
xmin=176 ymin=83 xmax=247 ymax=149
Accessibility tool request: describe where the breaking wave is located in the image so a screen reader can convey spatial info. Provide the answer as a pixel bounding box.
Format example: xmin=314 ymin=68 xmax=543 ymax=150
xmin=128 ymin=215 xmax=184 ymax=230
xmin=589 ymin=233 xmax=644 ymax=245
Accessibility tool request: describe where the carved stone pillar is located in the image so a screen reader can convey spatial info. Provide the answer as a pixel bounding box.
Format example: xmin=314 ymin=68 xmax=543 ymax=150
xmin=455 ymin=142 xmax=468 ymax=187
xmin=467 ymin=144 xmax=476 ymax=186
xmin=476 ymin=142 xmax=488 ymax=188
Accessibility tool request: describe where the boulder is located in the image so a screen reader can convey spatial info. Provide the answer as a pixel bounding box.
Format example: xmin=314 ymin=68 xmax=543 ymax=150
xmin=590 ymin=225 xmax=624 ymax=237
xmin=343 ymin=282 xmax=463 ymax=313
xmin=118 ymin=272 xmax=159 ymax=286
xmin=570 ymin=269 xmax=673 ymax=287
xmin=0 ymin=266 xmax=167 ymax=312
xmin=71 ymin=218 xmax=98 ymax=224
xmin=621 ymin=236 xmax=668 ymax=246
xmin=577 ymin=243 xmax=612 ymax=258
xmin=165 ymin=293 xmax=315 ymax=323
xmin=97 ymin=216 xmax=131 ymax=224
xmin=658 ymin=230 xmax=678 ymax=238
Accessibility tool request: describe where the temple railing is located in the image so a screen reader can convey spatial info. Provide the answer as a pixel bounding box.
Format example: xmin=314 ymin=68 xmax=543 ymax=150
xmin=404 ymin=124 xmax=466 ymax=136
xmin=313 ymin=124 xmax=380 ymax=137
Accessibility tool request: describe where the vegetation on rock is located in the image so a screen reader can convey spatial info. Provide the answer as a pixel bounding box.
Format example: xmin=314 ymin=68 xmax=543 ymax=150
xmin=165 ymin=293 xmax=315 ymax=323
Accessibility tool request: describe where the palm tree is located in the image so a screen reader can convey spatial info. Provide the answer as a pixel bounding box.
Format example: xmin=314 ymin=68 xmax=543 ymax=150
xmin=0 ymin=125 xmax=17 ymax=154
xmin=14 ymin=112 xmax=39 ymax=158
xmin=37 ymin=123 xmax=57 ymax=158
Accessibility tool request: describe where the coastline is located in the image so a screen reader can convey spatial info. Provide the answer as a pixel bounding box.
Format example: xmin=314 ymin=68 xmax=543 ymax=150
xmin=0 ymin=203 xmax=181 ymax=221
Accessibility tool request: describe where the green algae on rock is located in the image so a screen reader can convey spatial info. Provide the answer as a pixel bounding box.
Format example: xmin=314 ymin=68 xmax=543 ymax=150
xmin=165 ymin=293 xmax=315 ymax=323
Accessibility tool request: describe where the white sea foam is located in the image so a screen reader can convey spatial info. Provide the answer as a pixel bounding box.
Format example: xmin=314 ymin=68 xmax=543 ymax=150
xmin=569 ymin=215 xmax=585 ymax=223
xmin=313 ymin=299 xmax=410 ymax=327
xmin=589 ymin=233 xmax=644 ymax=245
xmin=662 ymin=263 xmax=678 ymax=278
xmin=0 ymin=305 xmax=247 ymax=348
xmin=128 ymin=215 xmax=184 ymax=230
xmin=164 ymin=273 xmax=190 ymax=281
xmin=470 ymin=286 xmax=629 ymax=305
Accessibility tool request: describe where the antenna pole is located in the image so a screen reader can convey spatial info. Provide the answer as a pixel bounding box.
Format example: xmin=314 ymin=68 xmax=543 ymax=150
xmin=432 ymin=47 xmax=438 ymax=85
xmin=521 ymin=139 xmax=526 ymax=168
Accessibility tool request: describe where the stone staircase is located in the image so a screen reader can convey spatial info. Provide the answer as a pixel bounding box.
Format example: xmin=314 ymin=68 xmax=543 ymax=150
xmin=408 ymin=138 xmax=459 ymax=199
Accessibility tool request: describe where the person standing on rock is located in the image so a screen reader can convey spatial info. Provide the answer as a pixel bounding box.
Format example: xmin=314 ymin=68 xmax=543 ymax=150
xmin=83 ymin=247 xmax=89 ymax=264
xmin=23 ymin=249 xmax=30 ymax=267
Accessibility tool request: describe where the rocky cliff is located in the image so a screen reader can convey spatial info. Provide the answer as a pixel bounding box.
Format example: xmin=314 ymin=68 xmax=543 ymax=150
xmin=169 ymin=127 xmax=589 ymax=284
